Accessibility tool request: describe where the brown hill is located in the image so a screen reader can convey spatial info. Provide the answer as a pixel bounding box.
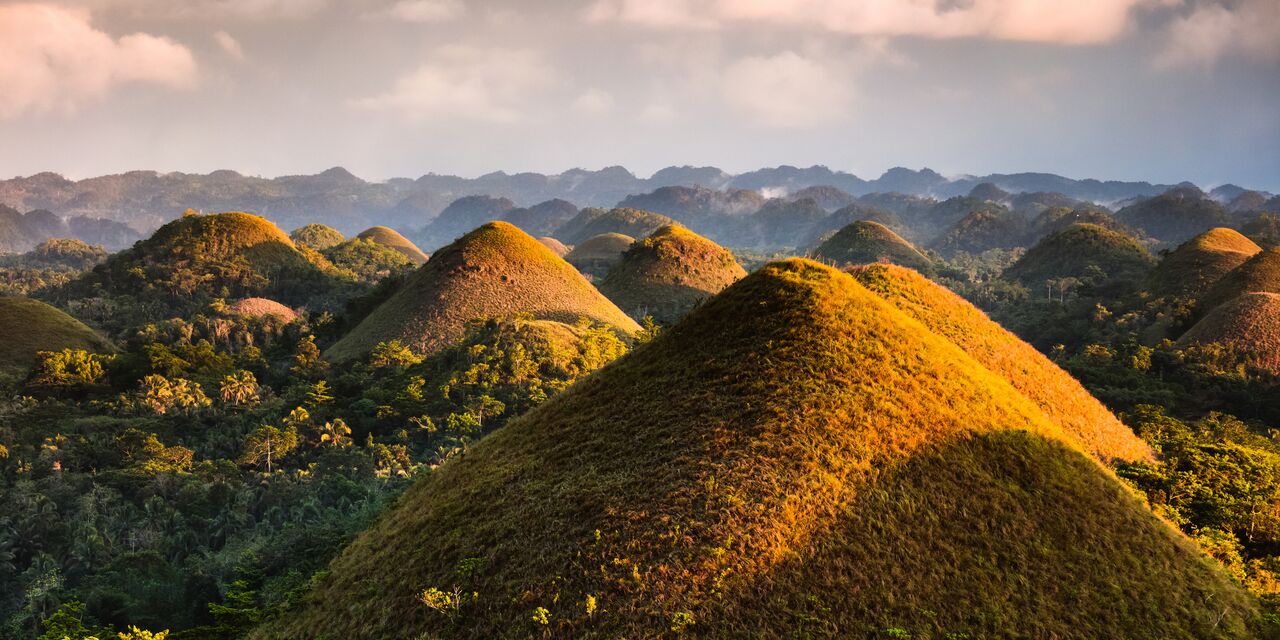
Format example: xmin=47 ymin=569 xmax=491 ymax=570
xmin=227 ymin=298 xmax=299 ymax=323
xmin=564 ymin=232 xmax=634 ymax=278
xmin=357 ymin=226 xmax=430 ymax=264
xmin=536 ymin=236 xmax=569 ymax=257
xmin=326 ymin=222 xmax=639 ymax=360
xmin=597 ymin=225 xmax=746 ymax=324
xmin=1148 ymin=228 xmax=1261 ymax=298
xmin=1198 ymin=248 xmax=1280 ymax=316
xmin=1179 ymin=292 xmax=1280 ymax=374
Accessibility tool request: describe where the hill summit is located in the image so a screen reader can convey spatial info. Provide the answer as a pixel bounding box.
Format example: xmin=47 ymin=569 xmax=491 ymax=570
xmin=1198 ymin=247 xmax=1280 ymax=315
xmin=1003 ymin=223 xmax=1155 ymax=288
xmin=356 ymin=226 xmax=430 ymax=264
xmin=810 ymin=220 xmax=931 ymax=271
xmin=1148 ymin=227 xmax=1261 ymax=298
xmin=260 ymin=259 xmax=1252 ymax=639
xmin=1179 ymin=291 xmax=1280 ymax=374
xmin=0 ymin=297 xmax=114 ymax=373
xmin=327 ymin=222 xmax=640 ymax=360
xmin=598 ymin=225 xmax=746 ymax=324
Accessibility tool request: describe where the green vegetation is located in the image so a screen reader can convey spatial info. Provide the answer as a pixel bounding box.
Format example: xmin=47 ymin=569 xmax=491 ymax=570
xmin=929 ymin=205 xmax=1027 ymax=257
xmin=597 ymin=225 xmax=746 ymax=324
xmin=1003 ymin=223 xmax=1156 ymax=293
xmin=321 ymin=237 xmax=416 ymax=284
xmin=0 ymin=297 xmax=114 ymax=374
xmin=810 ymin=220 xmax=932 ymax=272
xmin=1116 ymin=188 xmax=1234 ymax=244
xmin=288 ymin=224 xmax=345 ymax=251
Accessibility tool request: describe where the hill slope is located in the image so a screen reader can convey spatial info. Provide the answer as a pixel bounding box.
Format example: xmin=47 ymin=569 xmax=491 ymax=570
xmin=259 ymin=259 xmax=1253 ymax=639
xmin=1003 ymin=223 xmax=1155 ymax=288
xmin=1179 ymin=292 xmax=1280 ymax=374
xmin=597 ymin=225 xmax=746 ymax=324
xmin=556 ymin=207 xmax=676 ymax=244
xmin=1148 ymin=228 xmax=1261 ymax=298
xmin=327 ymin=222 xmax=640 ymax=360
xmin=1116 ymin=188 xmax=1233 ymax=244
xmin=0 ymin=297 xmax=114 ymax=373
xmin=811 ymin=220 xmax=932 ymax=271
xmin=563 ymin=232 xmax=634 ymax=279
xmin=356 ymin=226 xmax=430 ymax=264
xmin=1198 ymin=248 xmax=1280 ymax=315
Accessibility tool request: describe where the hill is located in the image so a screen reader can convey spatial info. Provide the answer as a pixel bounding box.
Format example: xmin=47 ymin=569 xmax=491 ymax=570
xmin=227 ymin=297 xmax=299 ymax=323
xmin=326 ymin=222 xmax=640 ymax=360
xmin=1198 ymin=247 xmax=1280 ymax=315
xmin=1148 ymin=228 xmax=1262 ymax=298
xmin=850 ymin=263 xmax=1152 ymax=463
xmin=929 ymin=205 xmax=1027 ymax=257
xmin=535 ymin=236 xmax=569 ymax=257
xmin=502 ymin=199 xmax=579 ymax=237
xmin=811 ymin=220 xmax=932 ymax=271
xmin=748 ymin=197 xmax=829 ymax=248
xmin=258 ymin=259 xmax=1254 ymax=639
xmin=1179 ymin=292 xmax=1280 ymax=374
xmin=555 ymin=207 xmax=676 ymax=245
xmin=597 ymin=225 xmax=746 ymax=324
xmin=1027 ymin=205 xmax=1124 ymax=243
xmin=0 ymin=297 xmax=114 ymax=373
xmin=357 ymin=226 xmax=430 ymax=264
xmin=290 ymin=223 xmax=346 ymax=250
xmin=1115 ymin=188 xmax=1234 ymax=244
xmin=415 ymin=195 xmax=516 ymax=250
xmin=564 ymin=233 xmax=634 ymax=278
xmin=1003 ymin=223 xmax=1155 ymax=289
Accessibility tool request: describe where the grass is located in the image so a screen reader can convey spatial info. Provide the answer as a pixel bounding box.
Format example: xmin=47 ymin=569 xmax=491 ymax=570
xmin=564 ymin=232 xmax=635 ymax=279
xmin=810 ymin=220 xmax=932 ymax=271
xmin=258 ymin=259 xmax=1254 ymax=639
xmin=850 ymin=263 xmax=1153 ymax=464
xmin=290 ymin=223 xmax=346 ymax=251
xmin=557 ymin=207 xmax=677 ymax=244
xmin=597 ymin=225 xmax=747 ymax=324
xmin=1179 ymin=292 xmax=1280 ymax=374
xmin=356 ymin=226 xmax=430 ymax=264
xmin=1199 ymin=248 xmax=1280 ymax=317
xmin=1003 ymin=223 xmax=1156 ymax=287
xmin=326 ymin=222 xmax=640 ymax=361
xmin=536 ymin=236 xmax=569 ymax=257
xmin=1149 ymin=228 xmax=1261 ymax=298
xmin=0 ymin=296 xmax=114 ymax=372
xmin=227 ymin=297 xmax=298 ymax=322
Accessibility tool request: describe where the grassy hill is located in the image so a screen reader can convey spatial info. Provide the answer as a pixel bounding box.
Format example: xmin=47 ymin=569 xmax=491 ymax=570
xmin=564 ymin=232 xmax=634 ymax=279
xmin=1148 ymin=228 xmax=1262 ymax=298
xmin=257 ymin=259 xmax=1254 ymax=639
xmin=1003 ymin=223 xmax=1155 ymax=288
xmin=1179 ymin=292 xmax=1280 ymax=374
xmin=850 ymin=263 xmax=1153 ymax=463
xmin=536 ymin=236 xmax=569 ymax=257
xmin=1116 ymin=188 xmax=1234 ymax=244
xmin=356 ymin=226 xmax=430 ymax=264
xmin=227 ymin=297 xmax=298 ymax=322
xmin=929 ymin=205 xmax=1028 ymax=257
xmin=0 ymin=297 xmax=114 ymax=373
xmin=1199 ymin=248 xmax=1280 ymax=316
xmin=597 ymin=225 xmax=746 ymax=324
xmin=327 ymin=222 xmax=640 ymax=360
xmin=811 ymin=220 xmax=932 ymax=271
xmin=556 ymin=207 xmax=676 ymax=244
xmin=290 ymin=223 xmax=346 ymax=250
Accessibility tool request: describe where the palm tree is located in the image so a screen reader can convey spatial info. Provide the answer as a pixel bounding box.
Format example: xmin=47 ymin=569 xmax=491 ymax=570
xmin=219 ymin=370 xmax=260 ymax=406
xmin=316 ymin=419 xmax=352 ymax=449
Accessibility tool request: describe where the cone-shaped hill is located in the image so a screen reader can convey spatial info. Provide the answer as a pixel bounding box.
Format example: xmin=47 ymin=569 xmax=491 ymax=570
xmin=556 ymin=207 xmax=676 ymax=244
xmin=1198 ymin=248 xmax=1280 ymax=316
xmin=1003 ymin=223 xmax=1155 ymax=288
xmin=564 ymin=232 xmax=634 ymax=278
xmin=536 ymin=236 xmax=569 ymax=257
xmin=850 ymin=263 xmax=1152 ymax=463
xmin=326 ymin=222 xmax=640 ymax=360
xmin=1148 ymin=228 xmax=1261 ymax=298
xmin=597 ymin=225 xmax=747 ymax=324
xmin=227 ymin=298 xmax=298 ymax=322
xmin=0 ymin=297 xmax=114 ymax=373
xmin=1179 ymin=292 xmax=1280 ymax=374
xmin=257 ymin=259 xmax=1253 ymax=639
xmin=357 ymin=226 xmax=430 ymax=264
xmin=811 ymin=220 xmax=932 ymax=271
xmin=290 ymin=223 xmax=345 ymax=251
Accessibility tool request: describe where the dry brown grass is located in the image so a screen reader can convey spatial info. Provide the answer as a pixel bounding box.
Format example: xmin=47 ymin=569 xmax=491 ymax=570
xmin=564 ymin=232 xmax=635 ymax=278
xmin=227 ymin=297 xmax=299 ymax=323
xmin=1149 ymin=228 xmax=1261 ymax=298
xmin=1179 ymin=291 xmax=1280 ymax=374
xmin=326 ymin=222 xmax=640 ymax=361
xmin=598 ymin=225 xmax=746 ymax=324
xmin=536 ymin=236 xmax=570 ymax=257
xmin=356 ymin=226 xmax=430 ymax=264
xmin=1199 ymin=248 xmax=1280 ymax=316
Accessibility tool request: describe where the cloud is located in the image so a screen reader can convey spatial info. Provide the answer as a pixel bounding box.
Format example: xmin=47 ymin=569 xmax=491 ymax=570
xmin=369 ymin=0 xmax=464 ymax=22
xmin=1155 ymin=0 xmax=1280 ymax=68
xmin=571 ymin=88 xmax=615 ymax=115
xmin=213 ymin=30 xmax=245 ymax=61
xmin=586 ymin=0 xmax=1150 ymax=45
xmin=721 ymin=50 xmax=853 ymax=128
xmin=351 ymin=46 xmax=555 ymax=123
xmin=0 ymin=3 xmax=197 ymax=119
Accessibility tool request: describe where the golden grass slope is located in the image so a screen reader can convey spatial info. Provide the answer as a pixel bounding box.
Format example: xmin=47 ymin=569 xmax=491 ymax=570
xmin=356 ymin=226 xmax=430 ymax=264
xmin=1148 ymin=227 xmax=1261 ymax=298
xmin=1199 ymin=247 xmax=1280 ymax=316
xmin=811 ymin=220 xmax=932 ymax=271
xmin=0 ymin=297 xmax=113 ymax=372
xmin=326 ymin=222 xmax=640 ymax=360
xmin=1179 ymin=292 xmax=1280 ymax=374
xmin=227 ymin=298 xmax=299 ymax=323
xmin=259 ymin=259 xmax=1253 ymax=639
xmin=850 ymin=263 xmax=1153 ymax=463
xmin=564 ymin=232 xmax=634 ymax=278
xmin=598 ymin=225 xmax=747 ymax=324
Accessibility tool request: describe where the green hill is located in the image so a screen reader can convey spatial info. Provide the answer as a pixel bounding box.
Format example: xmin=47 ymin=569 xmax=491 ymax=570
xmin=556 ymin=207 xmax=676 ymax=245
xmin=327 ymin=222 xmax=640 ymax=360
xmin=1179 ymin=292 xmax=1280 ymax=374
xmin=811 ymin=220 xmax=932 ymax=271
xmin=929 ymin=206 xmax=1027 ymax=257
xmin=290 ymin=223 xmax=346 ymax=250
xmin=597 ymin=225 xmax=746 ymax=324
xmin=564 ymin=232 xmax=634 ymax=279
xmin=0 ymin=297 xmax=114 ymax=373
xmin=257 ymin=259 xmax=1254 ymax=639
xmin=357 ymin=226 xmax=430 ymax=264
xmin=1003 ymin=223 xmax=1155 ymax=288
xmin=1115 ymin=188 xmax=1233 ymax=244
xmin=1148 ymin=228 xmax=1261 ymax=298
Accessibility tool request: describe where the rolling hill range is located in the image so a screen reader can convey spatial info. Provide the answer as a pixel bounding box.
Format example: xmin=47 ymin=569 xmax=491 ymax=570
xmin=597 ymin=225 xmax=746 ymax=324
xmin=1179 ymin=292 xmax=1280 ymax=375
xmin=1148 ymin=228 xmax=1262 ymax=298
xmin=0 ymin=297 xmax=114 ymax=373
xmin=556 ymin=207 xmax=677 ymax=245
xmin=326 ymin=222 xmax=640 ymax=360
xmin=810 ymin=220 xmax=932 ymax=271
xmin=256 ymin=259 xmax=1254 ymax=639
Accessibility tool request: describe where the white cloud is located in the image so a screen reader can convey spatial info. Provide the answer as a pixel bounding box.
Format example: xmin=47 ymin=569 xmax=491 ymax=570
xmin=571 ymin=88 xmax=615 ymax=115
xmin=721 ymin=50 xmax=853 ymax=128
xmin=638 ymin=102 xmax=679 ymax=123
xmin=0 ymin=3 xmax=197 ymax=119
xmin=584 ymin=0 xmax=719 ymax=29
xmin=351 ymin=47 xmax=555 ymax=123
xmin=1156 ymin=0 xmax=1280 ymax=68
xmin=213 ymin=30 xmax=245 ymax=61
xmin=370 ymin=0 xmax=464 ymax=22
xmin=68 ymin=0 xmax=329 ymax=19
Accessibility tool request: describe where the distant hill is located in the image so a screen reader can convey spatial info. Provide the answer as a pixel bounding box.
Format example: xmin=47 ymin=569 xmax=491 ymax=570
xmin=258 ymin=259 xmax=1254 ymax=639
xmin=811 ymin=220 xmax=932 ymax=271
xmin=227 ymin=297 xmax=299 ymax=323
xmin=415 ymin=195 xmax=516 ymax=251
xmin=1148 ymin=228 xmax=1261 ymax=298
xmin=930 ymin=205 xmax=1027 ymax=257
xmin=1179 ymin=292 xmax=1280 ymax=374
xmin=357 ymin=226 xmax=429 ymax=265
xmin=0 ymin=204 xmax=140 ymax=253
xmin=801 ymin=202 xmax=907 ymax=248
xmin=564 ymin=233 xmax=634 ymax=279
xmin=1027 ymin=205 xmax=1125 ymax=243
xmin=326 ymin=222 xmax=639 ymax=360
xmin=1004 ymin=223 xmax=1155 ymax=289
xmin=1241 ymin=213 xmax=1280 ymax=248
xmin=1116 ymin=188 xmax=1235 ymax=245
xmin=747 ymin=197 xmax=829 ymax=248
xmin=0 ymin=297 xmax=113 ymax=373
xmin=1198 ymin=248 xmax=1280 ymax=315
xmin=535 ymin=236 xmax=569 ymax=257
xmin=290 ymin=223 xmax=346 ymax=250
xmin=597 ymin=225 xmax=746 ymax=324
xmin=501 ymin=199 xmax=579 ymax=237
xmin=555 ymin=207 xmax=676 ymax=245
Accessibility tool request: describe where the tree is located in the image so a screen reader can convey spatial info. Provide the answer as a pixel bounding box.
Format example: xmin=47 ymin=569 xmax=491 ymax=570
xmin=134 ymin=375 xmax=211 ymax=415
xmin=27 ymin=349 xmax=108 ymax=387
xmin=219 ymin=370 xmax=260 ymax=406
xmin=291 ymin=335 xmax=328 ymax=378
xmin=239 ymin=425 xmax=298 ymax=473
xmin=316 ymin=419 xmax=352 ymax=449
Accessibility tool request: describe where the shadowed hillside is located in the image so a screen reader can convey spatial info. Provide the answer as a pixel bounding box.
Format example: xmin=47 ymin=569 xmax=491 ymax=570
xmin=598 ymin=225 xmax=746 ymax=324
xmin=1149 ymin=228 xmax=1261 ymax=298
xmin=556 ymin=207 xmax=676 ymax=244
xmin=1179 ymin=292 xmax=1280 ymax=375
xmin=811 ymin=220 xmax=932 ymax=271
xmin=0 ymin=297 xmax=114 ymax=373
xmin=1199 ymin=248 xmax=1280 ymax=316
xmin=1003 ymin=223 xmax=1155 ymax=289
xmin=564 ymin=232 xmax=634 ymax=279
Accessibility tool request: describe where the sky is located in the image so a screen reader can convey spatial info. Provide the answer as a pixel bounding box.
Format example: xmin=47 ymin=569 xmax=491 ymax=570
xmin=0 ymin=0 xmax=1277 ymax=191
